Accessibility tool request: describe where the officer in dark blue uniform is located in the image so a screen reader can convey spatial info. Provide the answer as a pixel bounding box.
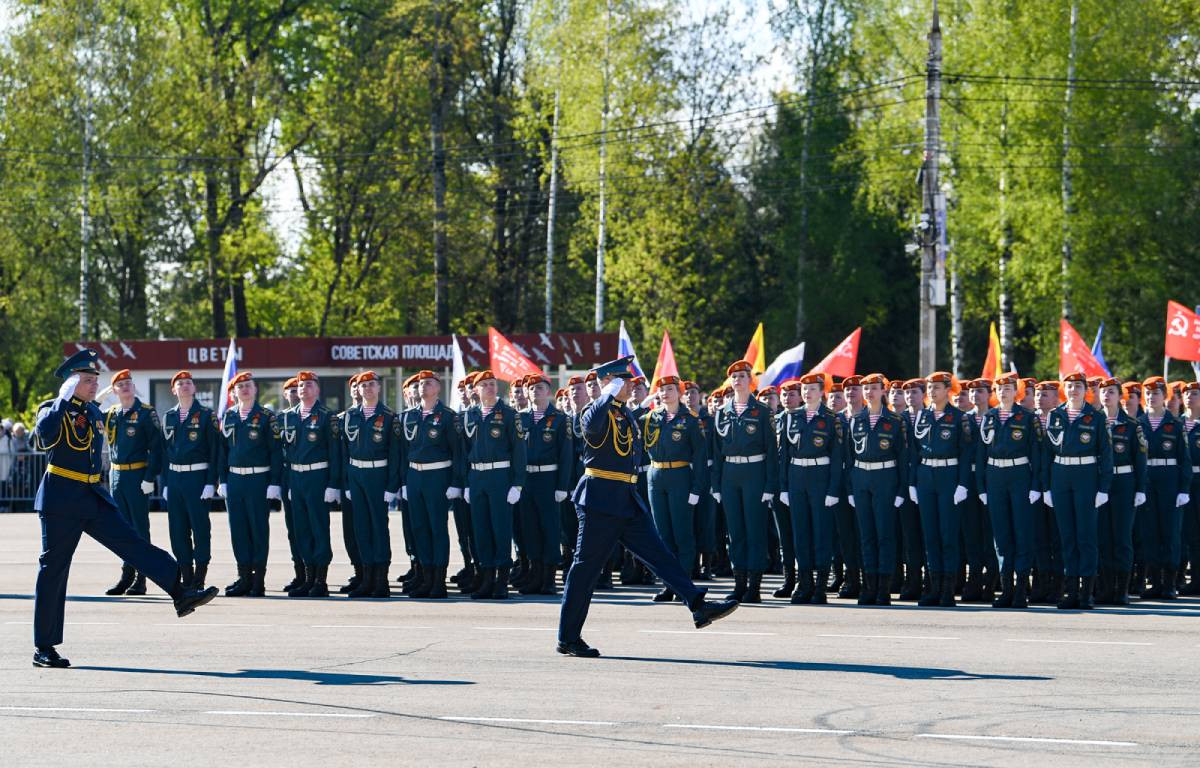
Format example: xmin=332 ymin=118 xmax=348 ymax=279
xmin=1137 ymin=376 xmax=1193 ymax=599
xmin=556 ymin=357 xmax=739 ymax=658
xmin=161 ymin=370 xmax=220 ymax=590
xmin=101 ymin=368 xmax=164 ymax=597
xmin=30 ymin=349 xmax=218 ymax=668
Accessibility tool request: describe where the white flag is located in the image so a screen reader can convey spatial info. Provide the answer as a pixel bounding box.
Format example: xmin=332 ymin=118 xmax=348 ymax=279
xmin=450 ymin=334 xmax=467 ymax=411
xmin=217 ymin=338 xmax=238 ymax=418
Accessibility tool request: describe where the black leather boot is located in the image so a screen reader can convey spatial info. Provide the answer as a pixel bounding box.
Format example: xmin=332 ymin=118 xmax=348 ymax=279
xmin=596 ymin=565 xmax=614 ymax=590
xmin=899 ymin=565 xmax=922 ymax=601
xmin=193 ymin=563 xmax=208 ymax=590
xmin=1163 ymin=568 xmax=1179 ymax=599
xmin=125 ymin=571 xmax=147 ymax=596
xmin=1057 ymin=576 xmax=1080 ymax=609
xmin=179 ymin=564 xmax=195 ymax=592
xmin=471 ymin=567 xmax=496 ymax=600
xmin=307 ymin=565 xmax=330 ymax=598
xmin=283 ymin=561 xmax=304 ymax=592
xmin=372 ymin=564 xmax=392 ymax=598
xmin=1012 ymin=570 xmax=1030 ymax=608
xmin=858 ymin=574 xmax=877 ymax=606
xmin=961 ymin=568 xmax=982 ymax=602
xmin=340 ymin=563 xmax=363 ymax=594
xmin=288 ymin=564 xmax=314 ymax=597
xmin=427 ymin=566 xmax=448 ymax=599
xmin=938 ymin=572 xmax=956 ymax=607
xmin=791 ymin=570 xmax=814 ymax=605
xmin=840 ymin=568 xmax=860 ymax=599
xmin=402 ymin=563 xmax=425 ymax=595
xmin=774 ymin=565 xmax=796 ymax=599
xmin=700 ymin=552 xmax=714 ymax=581
xmin=918 ymin=573 xmax=941 ymax=606
xmin=492 ymin=567 xmax=511 ymax=599
xmin=876 ymin=574 xmax=892 ymax=606
xmin=348 ymin=565 xmax=376 ymax=598
xmin=225 ymin=565 xmax=252 ymax=597
xmin=829 ymin=562 xmax=844 ymax=593
xmin=1093 ymin=568 xmax=1113 ymax=604
xmin=811 ymin=569 xmax=829 ymax=604
xmin=993 ymin=570 xmax=1014 ymax=608
xmin=653 ymin=586 xmax=676 ymax=602
xmin=519 ymin=562 xmax=544 ymax=595
xmin=248 ymin=566 xmax=266 ymax=597
xmin=742 ymin=572 xmax=763 ymax=603
xmin=105 ymin=566 xmax=136 ymax=596
xmin=1114 ymin=571 xmax=1131 ymax=605
xmin=1080 ymin=575 xmax=1096 ymax=609
xmin=726 ymin=570 xmax=748 ymax=602
xmin=539 ymin=563 xmax=559 ymax=595
xmin=409 ymin=565 xmax=435 ymax=598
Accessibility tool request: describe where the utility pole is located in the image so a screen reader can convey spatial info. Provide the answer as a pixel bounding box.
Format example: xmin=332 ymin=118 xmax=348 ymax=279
xmin=545 ymin=90 xmax=560 ymax=333
xmin=78 ymin=0 xmax=96 ymax=339
xmin=998 ymin=97 xmax=1014 ymax=370
xmin=918 ymin=0 xmax=944 ymax=375
xmin=1060 ymin=0 xmax=1079 ymax=322
xmin=594 ymin=0 xmax=611 ymax=332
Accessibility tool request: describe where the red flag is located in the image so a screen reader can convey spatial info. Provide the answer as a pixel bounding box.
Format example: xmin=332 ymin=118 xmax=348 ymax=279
xmin=488 ymin=327 xmax=542 ymax=383
xmin=1165 ymin=300 xmax=1200 ymax=362
xmin=1058 ymin=319 xmax=1108 ymax=378
xmin=650 ymin=330 xmax=678 ymax=387
xmin=809 ymin=328 xmax=861 ymax=378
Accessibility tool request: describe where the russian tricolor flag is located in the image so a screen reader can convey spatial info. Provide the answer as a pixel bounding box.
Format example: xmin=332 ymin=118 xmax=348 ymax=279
xmin=761 ymin=342 xmax=806 ymax=387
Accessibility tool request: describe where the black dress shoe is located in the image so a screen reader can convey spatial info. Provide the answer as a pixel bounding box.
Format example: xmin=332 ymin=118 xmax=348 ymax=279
xmin=174 ymin=586 xmax=219 ymax=617
xmin=652 ymin=587 xmax=676 ymax=603
xmin=556 ymin=638 xmax=601 ymax=658
xmin=33 ymin=647 xmax=70 ymax=668
xmin=692 ymin=597 xmax=739 ymax=629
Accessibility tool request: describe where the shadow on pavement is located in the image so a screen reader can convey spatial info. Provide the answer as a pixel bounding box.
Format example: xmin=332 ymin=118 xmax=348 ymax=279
xmin=603 ymin=656 xmax=1052 ymax=681
xmin=74 ymin=666 xmax=475 ymax=686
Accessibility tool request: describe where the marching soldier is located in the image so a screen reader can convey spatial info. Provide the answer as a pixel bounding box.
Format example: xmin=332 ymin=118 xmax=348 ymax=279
xmin=848 ymin=374 xmax=908 ymax=606
xmin=1137 ymin=377 xmax=1193 ymax=599
xmin=517 ymin=373 xmax=573 ymax=596
xmin=711 ymin=360 xmax=779 ymax=603
xmin=102 ymin=369 xmax=165 ymax=596
xmin=279 ymin=371 xmax=342 ymax=598
xmin=399 ymin=370 xmax=466 ymax=599
xmin=218 ymin=372 xmax=283 ymax=597
xmin=279 ymin=377 xmax=305 ymax=592
xmin=161 ymin=371 xmax=219 ymax=590
xmin=462 ymin=370 xmax=527 ymax=600
xmin=643 ymin=375 xmax=707 ymax=602
xmin=343 ymin=370 xmax=402 ymax=598
xmin=1096 ymin=377 xmax=1146 ymax=604
xmin=30 ymin=349 xmax=218 ymax=668
xmin=778 ymin=374 xmax=843 ymax=604
xmin=977 ymin=373 xmax=1043 ymax=609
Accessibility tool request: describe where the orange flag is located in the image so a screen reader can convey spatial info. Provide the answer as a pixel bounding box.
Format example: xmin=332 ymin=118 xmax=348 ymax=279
xmin=488 ymin=327 xmax=542 ymax=382
xmin=650 ymin=330 xmax=678 ymax=387
xmin=981 ymin=322 xmax=1002 ymax=380
xmin=809 ymin=328 xmax=861 ymax=378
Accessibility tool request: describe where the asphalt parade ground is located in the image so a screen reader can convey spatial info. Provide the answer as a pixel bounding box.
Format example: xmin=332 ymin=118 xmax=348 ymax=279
xmin=1 ymin=513 xmax=1198 ymax=767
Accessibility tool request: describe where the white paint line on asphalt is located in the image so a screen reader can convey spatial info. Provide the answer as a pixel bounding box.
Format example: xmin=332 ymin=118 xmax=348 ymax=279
xmin=915 ymin=733 xmax=1137 ymax=748
xmin=473 ymin=626 xmax=557 ymax=632
xmin=664 ymin=724 xmax=853 ymax=735
xmin=204 ymin=710 xmax=375 ymax=719
xmin=439 ymin=716 xmax=617 ymax=726
xmin=152 ymin=622 xmax=275 ymax=628
xmin=0 ymin=706 xmax=155 ymax=714
xmin=311 ymin=625 xmax=435 ymax=630
xmin=640 ymin=630 xmax=777 ymax=636
xmin=818 ymin=633 xmax=960 ymax=641
xmin=4 ymin=621 xmax=119 ymax=626
xmin=1003 ymin=638 xmax=1153 ymax=647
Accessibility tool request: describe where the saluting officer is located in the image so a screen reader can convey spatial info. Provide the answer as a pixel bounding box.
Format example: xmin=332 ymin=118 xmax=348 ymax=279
xmin=218 ymin=372 xmax=283 ymax=597
xmin=399 ymin=370 xmax=466 ymax=599
xmin=848 ymin=373 xmax=908 ymax=606
xmin=102 ymin=369 xmax=164 ymax=597
xmin=516 ymin=373 xmax=572 ymax=596
xmin=711 ymin=360 xmax=779 ymax=603
xmin=778 ymin=374 xmax=843 ymax=604
xmin=161 ymin=371 xmax=219 ymax=590
xmin=1137 ymin=377 xmax=1193 ymax=599
xmin=1096 ymin=377 xmax=1146 ymax=605
xmin=977 ymin=373 xmax=1043 ymax=609
xmin=1045 ymin=372 xmax=1113 ymax=610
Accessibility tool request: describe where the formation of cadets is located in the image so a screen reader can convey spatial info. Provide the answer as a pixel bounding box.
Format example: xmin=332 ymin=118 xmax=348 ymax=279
xmin=99 ymin=360 xmax=1200 ymax=610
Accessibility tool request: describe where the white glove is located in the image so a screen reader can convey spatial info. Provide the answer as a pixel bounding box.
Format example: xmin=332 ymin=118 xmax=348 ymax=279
xmin=346 ymin=490 xmax=351 ymax=500
xmin=140 ymin=481 xmax=155 ymax=495
xmin=979 ymin=493 xmax=988 ymax=505
xmin=384 ymin=491 xmax=396 ymax=503
xmin=602 ymin=378 xmax=625 ymax=399
xmin=1178 ymin=493 xmax=1191 ymax=508
xmin=779 ymin=491 xmax=790 ymax=507
xmin=848 ymin=495 xmax=856 ymax=508
xmin=447 ymin=487 xmax=462 ymax=500
xmin=200 ymin=484 xmax=214 ymax=500
xmin=893 ymin=496 xmax=904 ymax=508
xmin=58 ymin=374 xmax=80 ymax=401
xmin=1134 ymin=491 xmax=1146 ymax=507
xmin=761 ymin=493 xmax=773 ymax=504
xmin=1028 ymin=490 xmax=1041 ymax=505
xmin=287 ymin=489 xmax=292 ymax=501
xmin=324 ymin=487 xmax=340 ymax=503
xmin=953 ymin=485 xmax=968 ymax=505
xmin=908 ymin=486 xmax=918 ymax=504
xmin=1043 ymin=491 xmax=1052 ymax=508
xmin=401 ymin=486 xmax=408 ymax=501
xmin=711 ymin=491 xmax=721 ymax=504
xmin=556 ymin=490 xmax=570 ymax=503
xmin=1094 ymin=491 xmax=1108 ymax=508
xmin=266 ymin=484 xmax=282 ymax=500
xmin=163 ymin=486 xmax=170 ymax=502
xmin=506 ymin=486 xmax=521 ymax=505
xmin=464 ymin=488 xmax=471 ymax=504
xmin=217 ymin=483 xmax=228 ymax=498
xmin=824 ymin=495 xmax=839 ymax=507
xmin=687 ymin=492 xmax=699 ymax=506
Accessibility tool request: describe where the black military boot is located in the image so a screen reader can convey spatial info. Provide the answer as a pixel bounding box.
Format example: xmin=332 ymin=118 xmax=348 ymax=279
xmin=452 ymin=562 xmax=475 ymax=587
xmin=1057 ymin=577 xmax=1080 ymax=609
xmin=193 ymin=563 xmax=208 ymax=590
xmin=811 ymin=569 xmax=829 ymax=604
xmin=653 ymin=586 xmax=676 ymax=603
xmin=248 ymin=566 xmax=266 ymax=597
xmin=33 ymin=647 xmax=71 ymax=668
xmin=1131 ymin=564 xmax=1147 ymax=596
xmin=1012 ymin=570 xmax=1030 ymax=609
xmin=225 ymin=565 xmax=252 ymax=597
xmin=283 ymin=561 xmax=304 ymax=592
xmin=726 ymin=570 xmax=748 ymax=602
xmin=700 ymin=552 xmax=715 ymax=581
xmin=790 ymin=570 xmax=814 ymax=605
xmin=372 ymin=564 xmax=392 ymax=598
xmin=105 ymin=566 xmax=136 ymax=596
xmin=774 ymin=565 xmax=796 ymax=599
xmin=340 ymin=563 xmax=363 ymax=594
xmin=829 ymin=561 xmax=845 ymax=593
xmin=1162 ymin=568 xmax=1179 ymax=600
xmin=876 ymin=574 xmax=892 ymax=606
xmin=538 ymin=563 xmax=558 ymax=595
xmin=1093 ymin=568 xmax=1112 ymax=604
xmin=470 ymin=567 xmax=496 ymax=600
xmin=938 ymin=572 xmax=956 ymax=607
xmin=596 ymin=565 xmax=614 ymax=590
xmin=307 ymin=566 xmax=330 ymax=598
xmin=619 ymin=552 xmax=639 ymax=585
xmin=179 ymin=564 xmax=195 ymax=592
xmin=741 ymin=572 xmax=762 ymax=603
xmin=409 ymin=565 xmax=434 ymax=598
xmin=993 ymin=570 xmax=1014 ymax=608
xmin=1114 ymin=571 xmax=1131 ymax=605
xmin=125 ymin=571 xmax=147 ymax=596
xmin=961 ymin=568 xmax=981 ymax=602
xmin=288 ymin=565 xmax=314 ymax=597
xmin=402 ymin=563 xmax=424 ymax=595
xmin=461 ymin=566 xmax=483 ymax=595
xmin=398 ymin=559 xmax=418 ymax=585
xmin=918 ymin=573 xmax=941 ymax=607
xmin=1080 ymin=575 xmax=1096 ymax=609
xmin=348 ymin=565 xmax=376 ymax=598
xmin=840 ymin=568 xmax=860 ymax=599
xmin=427 ymin=567 xmax=448 ymax=599
xmin=492 ymin=567 xmax=511 ymax=600
xmin=858 ymin=574 xmax=877 ymax=606
xmin=899 ymin=565 xmax=922 ymax=601
xmin=1141 ymin=567 xmax=1163 ymax=600
xmin=519 ymin=562 xmax=544 ymax=595
xmin=1028 ymin=569 xmax=1047 ymax=603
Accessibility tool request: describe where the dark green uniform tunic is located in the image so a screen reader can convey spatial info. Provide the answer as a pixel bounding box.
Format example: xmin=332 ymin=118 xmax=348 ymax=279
xmin=105 ymin=398 xmax=164 ymax=563
xmin=280 ymin=401 xmax=343 ymax=567
xmin=400 ymin=401 xmax=466 ymax=568
xmin=343 ymin=403 xmax=402 ymax=567
xmin=219 ymin=403 xmax=282 ymax=568
xmin=462 ymin=400 xmax=527 ymax=569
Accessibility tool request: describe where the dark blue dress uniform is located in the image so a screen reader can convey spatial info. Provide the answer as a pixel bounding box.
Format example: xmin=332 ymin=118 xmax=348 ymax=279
xmin=279 ymin=398 xmax=342 ymax=579
xmin=31 ymin=351 xmax=181 ymax=651
xmin=400 ymin=399 xmax=465 ymax=576
xmin=1137 ymin=406 xmax=1193 ymax=592
xmin=343 ymin=399 xmax=403 ymax=585
xmin=977 ymin=403 xmax=1043 ymax=588
xmin=462 ymin=395 xmax=527 ymax=581
xmin=162 ymin=397 xmax=220 ymax=573
xmin=909 ymin=398 xmax=973 ymax=600
xmin=1098 ymin=407 xmax=1146 ymax=601
xmin=1184 ymin=410 xmax=1200 ymax=590
xmin=219 ymin=400 xmax=282 ymax=581
xmin=849 ymin=402 xmax=909 ymax=604
xmin=643 ymin=402 xmax=707 ymax=584
xmin=711 ymin=395 xmax=779 ymax=580
xmin=694 ymin=407 xmax=718 ymax=564
xmin=779 ymin=402 xmax=843 ymax=602
xmin=1045 ymin=395 xmax=1113 ymax=607
xmin=104 ymin=396 xmax=164 ymax=563
xmin=520 ymin=402 xmax=573 ymax=592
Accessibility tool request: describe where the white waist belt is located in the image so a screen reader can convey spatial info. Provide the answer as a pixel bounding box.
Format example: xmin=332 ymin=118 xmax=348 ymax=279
xmin=526 ymin=464 xmax=559 ymax=474
xmin=169 ymin=462 xmax=209 ymax=472
xmin=856 ymin=460 xmax=896 ymax=471
xmin=350 ymin=458 xmax=388 ymax=469
xmin=1113 ymin=465 xmax=1133 ymax=475
xmin=229 ymin=466 xmax=270 ymax=475
xmin=411 ymin=460 xmax=452 ymax=471
xmin=1054 ymin=456 xmax=1096 ymax=466
xmin=791 ymin=457 xmax=831 ymax=467
xmin=291 ymin=461 xmax=329 ymax=472
xmin=726 ymin=454 xmax=766 ymax=465
xmin=987 ymin=457 xmax=1029 ymax=468
xmin=472 ymin=461 xmax=511 ymax=471
xmin=1148 ymin=458 xmax=1178 ymax=467
xmin=922 ymin=458 xmax=958 ymax=467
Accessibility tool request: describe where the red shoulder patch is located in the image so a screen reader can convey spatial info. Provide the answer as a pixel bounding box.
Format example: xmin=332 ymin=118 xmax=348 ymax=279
xmin=1115 ymin=425 xmax=1126 ymax=434
xmin=1164 ymin=423 xmax=1174 ymax=433
xmin=1082 ymin=414 xmax=1092 ymax=424
xmin=749 ymin=409 xmax=759 ymax=418
xmin=816 ymin=419 xmax=825 ymax=429
xmin=1014 ymin=412 xmax=1024 ymax=422
xmin=882 ymin=421 xmax=893 ymax=432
